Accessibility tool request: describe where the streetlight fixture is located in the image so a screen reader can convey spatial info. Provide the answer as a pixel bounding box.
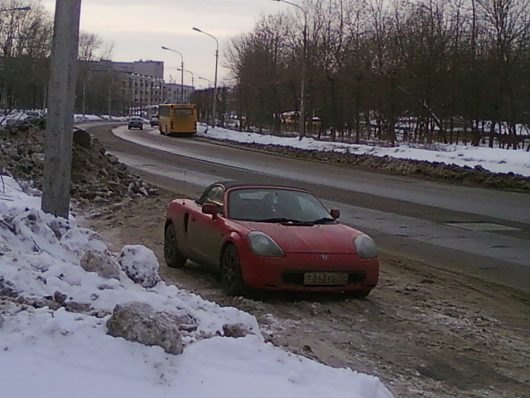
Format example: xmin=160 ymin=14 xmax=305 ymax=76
xmin=273 ymin=0 xmax=307 ymax=140
xmin=198 ymin=76 xmax=212 ymax=85
xmin=161 ymin=45 xmax=185 ymax=103
xmin=193 ymin=26 xmax=218 ymax=127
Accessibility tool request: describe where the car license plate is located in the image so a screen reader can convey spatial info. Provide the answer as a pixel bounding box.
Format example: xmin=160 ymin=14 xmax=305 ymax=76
xmin=303 ymin=272 xmax=348 ymax=286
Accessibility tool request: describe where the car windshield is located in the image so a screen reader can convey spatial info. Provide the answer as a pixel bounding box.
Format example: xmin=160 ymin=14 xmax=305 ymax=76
xmin=228 ymin=188 xmax=334 ymax=224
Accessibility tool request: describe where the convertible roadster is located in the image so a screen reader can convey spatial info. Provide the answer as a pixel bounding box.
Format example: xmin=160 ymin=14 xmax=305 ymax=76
xmin=164 ymin=181 xmax=379 ymax=296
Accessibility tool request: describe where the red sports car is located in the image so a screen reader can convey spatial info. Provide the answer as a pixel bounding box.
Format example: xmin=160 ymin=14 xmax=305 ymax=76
xmin=164 ymin=181 xmax=379 ymax=296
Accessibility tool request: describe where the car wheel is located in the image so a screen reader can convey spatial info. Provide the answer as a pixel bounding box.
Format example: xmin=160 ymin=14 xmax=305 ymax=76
xmin=128 ymin=126 xmax=131 ymax=130
xmin=220 ymin=245 xmax=246 ymax=296
xmin=164 ymin=222 xmax=187 ymax=268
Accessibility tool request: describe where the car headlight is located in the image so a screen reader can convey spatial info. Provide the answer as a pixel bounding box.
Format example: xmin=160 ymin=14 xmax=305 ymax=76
xmin=354 ymin=234 xmax=378 ymax=258
xmin=248 ymin=231 xmax=284 ymax=257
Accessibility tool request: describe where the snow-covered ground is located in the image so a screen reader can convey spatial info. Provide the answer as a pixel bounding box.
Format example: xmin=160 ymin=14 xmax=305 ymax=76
xmin=0 ymin=110 xmax=42 ymax=127
xmin=3 ymin=111 xmax=528 ymax=176
xmin=74 ymin=114 xmax=129 ymax=122
xmin=0 ymin=175 xmax=392 ymax=398
xmin=0 ymin=111 xmax=129 ymax=127
xmin=196 ymin=124 xmax=530 ymax=177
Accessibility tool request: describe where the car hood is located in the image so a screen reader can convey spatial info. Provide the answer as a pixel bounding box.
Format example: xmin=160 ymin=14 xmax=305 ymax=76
xmin=236 ymin=221 xmax=360 ymax=254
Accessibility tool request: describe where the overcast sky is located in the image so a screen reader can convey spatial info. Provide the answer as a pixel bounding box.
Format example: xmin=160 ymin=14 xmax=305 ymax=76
xmin=41 ymin=0 xmax=288 ymax=87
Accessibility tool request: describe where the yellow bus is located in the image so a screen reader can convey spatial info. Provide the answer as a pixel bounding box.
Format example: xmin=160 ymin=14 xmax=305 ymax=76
xmin=158 ymin=103 xmax=197 ymax=136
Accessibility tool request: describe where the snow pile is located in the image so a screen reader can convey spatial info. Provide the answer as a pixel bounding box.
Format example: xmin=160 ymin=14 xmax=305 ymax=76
xmin=119 ymin=245 xmax=160 ymax=288
xmin=0 ymin=175 xmax=392 ymax=398
xmin=0 ymin=110 xmax=32 ymax=127
xmin=197 ymin=124 xmax=530 ymax=177
xmin=74 ymin=114 xmax=128 ymax=122
xmin=74 ymin=113 xmax=105 ymax=122
xmin=0 ymin=176 xmax=259 ymax=340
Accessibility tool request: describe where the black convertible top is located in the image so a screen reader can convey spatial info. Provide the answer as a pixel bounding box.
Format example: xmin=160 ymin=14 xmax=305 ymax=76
xmin=196 ymin=181 xmax=308 ymax=203
xmin=213 ymin=180 xmax=306 ymax=191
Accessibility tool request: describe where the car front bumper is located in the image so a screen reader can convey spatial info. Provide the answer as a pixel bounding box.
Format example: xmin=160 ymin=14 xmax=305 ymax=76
xmin=239 ymin=249 xmax=379 ymax=292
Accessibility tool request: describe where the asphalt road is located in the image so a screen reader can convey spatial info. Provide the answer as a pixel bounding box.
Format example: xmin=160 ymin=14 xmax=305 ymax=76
xmin=88 ymin=124 xmax=530 ymax=293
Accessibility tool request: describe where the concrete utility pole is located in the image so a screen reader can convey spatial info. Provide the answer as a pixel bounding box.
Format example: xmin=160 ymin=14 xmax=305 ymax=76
xmin=42 ymin=0 xmax=82 ymax=218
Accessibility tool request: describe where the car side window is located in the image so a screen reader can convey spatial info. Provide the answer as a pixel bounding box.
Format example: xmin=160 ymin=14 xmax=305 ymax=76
xmin=203 ymin=186 xmax=224 ymax=212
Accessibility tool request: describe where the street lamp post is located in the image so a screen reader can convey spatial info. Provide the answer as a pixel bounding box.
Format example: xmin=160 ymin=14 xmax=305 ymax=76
xmin=273 ymin=0 xmax=307 ymax=140
xmin=161 ymin=46 xmax=184 ymax=103
xmin=193 ymin=27 xmax=218 ymax=127
xmin=177 ymin=68 xmax=194 ymax=101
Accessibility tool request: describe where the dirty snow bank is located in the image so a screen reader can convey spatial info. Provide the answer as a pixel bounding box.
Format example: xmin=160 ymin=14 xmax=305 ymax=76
xmin=0 ymin=175 xmax=392 ymax=398
xmin=197 ymin=124 xmax=530 ymax=177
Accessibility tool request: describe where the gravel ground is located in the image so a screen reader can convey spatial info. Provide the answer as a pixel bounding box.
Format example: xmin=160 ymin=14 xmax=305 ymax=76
xmin=84 ymin=190 xmax=530 ymax=398
xmin=3 ymin=124 xmax=529 ymax=396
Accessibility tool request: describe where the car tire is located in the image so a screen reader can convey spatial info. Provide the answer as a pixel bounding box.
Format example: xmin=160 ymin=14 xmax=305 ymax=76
xmin=128 ymin=126 xmax=131 ymax=130
xmin=220 ymin=245 xmax=246 ymax=296
xmin=164 ymin=222 xmax=187 ymax=268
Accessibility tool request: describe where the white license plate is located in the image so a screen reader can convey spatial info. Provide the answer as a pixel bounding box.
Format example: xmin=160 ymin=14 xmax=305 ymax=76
xmin=303 ymin=272 xmax=348 ymax=286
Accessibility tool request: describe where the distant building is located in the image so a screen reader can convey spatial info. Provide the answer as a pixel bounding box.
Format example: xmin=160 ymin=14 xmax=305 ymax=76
xmin=108 ymin=60 xmax=164 ymax=80
xmin=81 ymin=59 xmax=194 ymax=115
xmin=163 ymin=82 xmax=194 ymax=104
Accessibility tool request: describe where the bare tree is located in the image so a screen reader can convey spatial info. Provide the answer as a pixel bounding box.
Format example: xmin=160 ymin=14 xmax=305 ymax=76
xmin=477 ymin=0 xmax=530 ymax=147
xmin=0 ymin=0 xmax=52 ymax=110
xmin=78 ymin=32 xmax=103 ymax=61
xmin=224 ymin=0 xmax=529 ymax=149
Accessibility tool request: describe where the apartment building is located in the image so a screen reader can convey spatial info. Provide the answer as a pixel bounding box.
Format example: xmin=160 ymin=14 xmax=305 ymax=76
xmin=83 ymin=59 xmax=193 ymax=115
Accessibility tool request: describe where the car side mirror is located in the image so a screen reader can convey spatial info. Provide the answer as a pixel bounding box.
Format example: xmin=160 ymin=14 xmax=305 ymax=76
xmin=330 ymin=209 xmax=340 ymax=219
xmin=202 ymin=203 xmax=218 ymax=219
